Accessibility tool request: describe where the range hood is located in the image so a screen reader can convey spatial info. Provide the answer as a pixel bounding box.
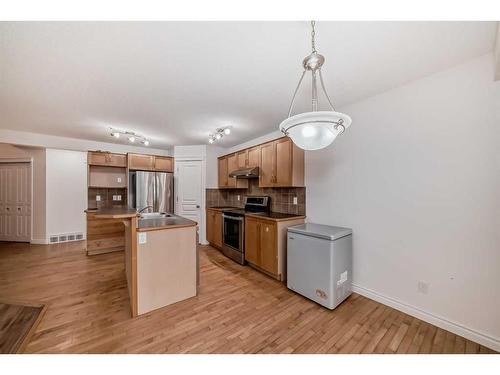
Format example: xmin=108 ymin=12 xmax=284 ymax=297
xmin=229 ymin=166 xmax=259 ymax=179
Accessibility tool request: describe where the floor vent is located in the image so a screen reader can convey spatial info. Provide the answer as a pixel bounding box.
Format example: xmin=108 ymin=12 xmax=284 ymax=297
xmin=48 ymin=232 xmax=84 ymax=244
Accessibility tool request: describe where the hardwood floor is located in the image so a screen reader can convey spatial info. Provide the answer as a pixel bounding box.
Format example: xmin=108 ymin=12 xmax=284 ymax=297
xmin=0 ymin=301 xmax=46 ymax=353
xmin=0 ymin=241 xmax=495 ymax=354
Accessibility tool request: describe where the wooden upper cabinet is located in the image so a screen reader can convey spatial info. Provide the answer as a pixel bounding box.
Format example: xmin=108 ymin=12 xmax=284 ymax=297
xmin=226 ymin=154 xmax=238 ymax=188
xmin=247 ymin=146 xmax=260 ymax=168
xmin=217 ymin=136 xmax=303 ymax=189
xmin=236 ymin=147 xmax=259 ymax=169
xmin=218 ymin=157 xmax=228 ymax=187
xmin=236 ymin=150 xmax=248 ymax=169
xmin=259 ymin=138 xmax=304 ymax=188
xmin=88 ymin=152 xmax=127 ymax=167
xmin=154 ymin=156 xmax=174 ymax=172
xmin=259 ymin=142 xmax=275 ymax=188
xmin=128 ymin=153 xmax=155 ymax=171
xmin=274 ymin=137 xmax=293 ymax=186
xmin=218 ymin=154 xmax=248 ymax=189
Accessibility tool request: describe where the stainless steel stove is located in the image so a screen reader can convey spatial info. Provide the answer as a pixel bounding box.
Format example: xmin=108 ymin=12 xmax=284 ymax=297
xmin=221 ymin=196 xmax=270 ymax=264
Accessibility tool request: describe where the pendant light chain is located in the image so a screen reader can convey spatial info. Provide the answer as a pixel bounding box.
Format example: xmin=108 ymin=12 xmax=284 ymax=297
xmin=311 ymin=21 xmax=316 ymax=53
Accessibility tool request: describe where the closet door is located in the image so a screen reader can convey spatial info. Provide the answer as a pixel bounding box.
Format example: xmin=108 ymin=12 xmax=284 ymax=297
xmin=0 ymin=163 xmax=31 ymax=242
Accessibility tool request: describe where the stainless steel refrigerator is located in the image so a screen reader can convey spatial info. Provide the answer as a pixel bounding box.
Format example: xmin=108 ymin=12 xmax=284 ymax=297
xmin=128 ymin=171 xmax=174 ymax=213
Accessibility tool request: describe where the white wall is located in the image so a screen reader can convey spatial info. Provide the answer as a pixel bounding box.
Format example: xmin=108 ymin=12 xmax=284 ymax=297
xmin=45 ymin=149 xmax=87 ymax=238
xmin=220 ymin=54 xmax=500 ymax=350
xmin=206 ymin=145 xmax=227 ymax=188
xmin=306 ymin=54 xmax=500 ymax=349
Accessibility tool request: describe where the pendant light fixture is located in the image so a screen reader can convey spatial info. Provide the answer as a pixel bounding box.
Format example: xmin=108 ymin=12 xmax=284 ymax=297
xmin=279 ymin=21 xmax=351 ymax=151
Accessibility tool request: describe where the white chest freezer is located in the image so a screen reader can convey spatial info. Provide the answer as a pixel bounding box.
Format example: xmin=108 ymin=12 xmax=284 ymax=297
xmin=287 ymin=223 xmax=352 ymax=310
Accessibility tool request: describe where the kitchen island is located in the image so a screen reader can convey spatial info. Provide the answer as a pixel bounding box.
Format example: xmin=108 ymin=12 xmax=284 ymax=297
xmin=90 ymin=208 xmax=198 ymax=317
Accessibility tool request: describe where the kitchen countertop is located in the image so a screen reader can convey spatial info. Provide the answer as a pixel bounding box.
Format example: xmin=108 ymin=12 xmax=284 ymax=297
xmin=206 ymin=206 xmax=237 ymax=211
xmin=137 ymin=214 xmax=197 ymax=232
xmin=245 ymin=212 xmax=306 ymax=222
xmin=206 ymin=206 xmax=305 ymax=222
xmin=86 ymin=208 xmax=197 ymax=230
xmin=85 ymin=207 xmax=139 ymax=219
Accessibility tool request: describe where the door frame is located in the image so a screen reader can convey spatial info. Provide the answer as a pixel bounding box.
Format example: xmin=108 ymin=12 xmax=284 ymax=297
xmin=174 ymin=157 xmax=206 ymax=245
xmin=0 ymin=157 xmax=34 ymax=243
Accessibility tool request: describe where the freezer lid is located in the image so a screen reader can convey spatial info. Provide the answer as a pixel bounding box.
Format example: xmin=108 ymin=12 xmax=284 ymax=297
xmin=288 ymin=223 xmax=352 ymax=241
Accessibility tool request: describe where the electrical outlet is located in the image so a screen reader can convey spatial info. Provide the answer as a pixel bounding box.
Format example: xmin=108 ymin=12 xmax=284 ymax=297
xmin=117 ymin=195 xmax=121 ymax=201
xmin=293 ymin=196 xmax=298 ymax=205
xmin=418 ymin=281 xmax=429 ymax=294
xmin=96 ymin=195 xmax=101 ymax=202
xmin=112 ymin=195 xmax=117 ymax=201
xmin=117 ymin=177 xmax=122 ymax=183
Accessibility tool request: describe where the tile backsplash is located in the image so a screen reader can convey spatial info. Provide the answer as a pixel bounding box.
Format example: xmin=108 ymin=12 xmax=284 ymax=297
xmin=88 ymin=187 xmax=128 ymax=209
xmin=206 ymin=179 xmax=305 ymax=215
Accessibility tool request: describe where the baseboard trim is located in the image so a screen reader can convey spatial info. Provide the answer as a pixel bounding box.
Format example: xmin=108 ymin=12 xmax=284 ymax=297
xmin=352 ymin=283 xmax=500 ymax=352
xmin=30 ymin=239 xmax=49 ymax=245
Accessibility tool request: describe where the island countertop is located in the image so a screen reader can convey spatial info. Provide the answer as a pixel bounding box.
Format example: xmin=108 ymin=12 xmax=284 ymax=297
xmin=85 ymin=207 xmax=139 ymax=219
xmin=137 ymin=214 xmax=197 ymax=232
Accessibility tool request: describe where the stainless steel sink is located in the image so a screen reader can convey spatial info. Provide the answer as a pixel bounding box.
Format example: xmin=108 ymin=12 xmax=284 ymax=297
xmin=139 ymin=212 xmax=172 ymax=219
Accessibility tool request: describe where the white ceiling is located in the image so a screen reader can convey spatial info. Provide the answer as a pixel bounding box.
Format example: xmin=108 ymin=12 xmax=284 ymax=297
xmin=0 ymin=21 xmax=497 ymax=149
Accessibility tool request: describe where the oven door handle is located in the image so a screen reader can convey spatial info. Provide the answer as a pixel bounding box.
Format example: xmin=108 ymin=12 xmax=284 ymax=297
xmin=222 ymin=214 xmax=244 ymax=221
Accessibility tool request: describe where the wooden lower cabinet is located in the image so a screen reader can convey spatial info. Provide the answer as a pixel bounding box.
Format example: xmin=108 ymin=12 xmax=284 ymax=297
xmin=86 ymin=213 xmax=125 ymax=255
xmin=206 ymin=208 xmax=222 ymax=249
xmin=244 ymin=216 xmax=305 ymax=281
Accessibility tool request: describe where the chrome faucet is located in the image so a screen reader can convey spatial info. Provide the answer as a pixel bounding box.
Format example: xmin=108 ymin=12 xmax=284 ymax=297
xmin=138 ymin=205 xmax=153 ymax=214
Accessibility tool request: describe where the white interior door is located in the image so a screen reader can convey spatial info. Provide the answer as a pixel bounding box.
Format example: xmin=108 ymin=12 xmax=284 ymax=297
xmin=0 ymin=163 xmax=31 ymax=242
xmin=175 ymin=161 xmax=202 ymax=243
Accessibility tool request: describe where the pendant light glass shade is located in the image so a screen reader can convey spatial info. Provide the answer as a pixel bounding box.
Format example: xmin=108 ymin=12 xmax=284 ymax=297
xmin=279 ymin=111 xmax=351 ymax=151
xmin=279 ymin=21 xmax=351 ymax=151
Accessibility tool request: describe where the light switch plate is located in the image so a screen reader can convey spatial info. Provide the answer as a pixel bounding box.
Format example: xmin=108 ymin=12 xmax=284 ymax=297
xmin=117 ymin=195 xmax=121 ymax=201
xmin=138 ymin=232 xmax=147 ymax=244
xmin=96 ymin=195 xmax=101 ymax=202
xmin=117 ymin=177 xmax=122 ymax=183
xmin=293 ymin=197 xmax=298 ymax=205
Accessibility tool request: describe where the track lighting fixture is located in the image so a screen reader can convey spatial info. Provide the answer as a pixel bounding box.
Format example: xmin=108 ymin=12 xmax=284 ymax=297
xmin=208 ymin=126 xmax=232 ymax=144
xmin=109 ymin=128 xmax=150 ymax=146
